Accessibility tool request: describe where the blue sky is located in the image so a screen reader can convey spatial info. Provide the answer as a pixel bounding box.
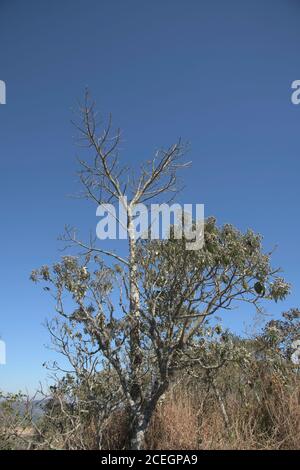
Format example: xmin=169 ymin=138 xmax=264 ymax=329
xmin=0 ymin=0 xmax=300 ymax=393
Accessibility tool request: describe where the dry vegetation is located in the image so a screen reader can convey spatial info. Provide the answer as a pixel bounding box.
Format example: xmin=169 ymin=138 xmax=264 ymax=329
xmin=146 ymin=369 xmax=300 ymax=450
xmin=1 ymin=349 xmax=299 ymax=450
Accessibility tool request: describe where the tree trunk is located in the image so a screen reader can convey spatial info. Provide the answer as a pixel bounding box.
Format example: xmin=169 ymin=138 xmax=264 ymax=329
xmin=129 ymin=412 xmax=148 ymax=450
xmin=127 ymin=212 xmax=142 ymax=401
xmin=130 ymin=430 xmax=145 ymax=450
xmin=212 ymin=380 xmax=230 ymax=428
xmin=128 ymin=384 xmax=169 ymax=450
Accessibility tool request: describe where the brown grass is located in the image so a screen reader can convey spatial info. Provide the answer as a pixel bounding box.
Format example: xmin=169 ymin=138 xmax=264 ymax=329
xmin=146 ymin=388 xmax=199 ymax=449
xmin=143 ymin=370 xmax=300 ymax=450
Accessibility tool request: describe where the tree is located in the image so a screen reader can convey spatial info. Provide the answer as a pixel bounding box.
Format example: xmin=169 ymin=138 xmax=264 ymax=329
xmin=38 ymin=317 xmax=124 ymax=449
xmin=31 ymin=94 xmax=290 ymax=449
xmin=262 ymin=308 xmax=300 ymax=364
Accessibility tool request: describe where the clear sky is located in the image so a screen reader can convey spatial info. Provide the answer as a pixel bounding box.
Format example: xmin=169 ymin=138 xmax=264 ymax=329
xmin=0 ymin=0 xmax=300 ymax=393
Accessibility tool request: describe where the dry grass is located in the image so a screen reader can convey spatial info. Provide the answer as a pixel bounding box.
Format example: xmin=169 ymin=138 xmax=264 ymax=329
xmin=143 ymin=370 xmax=300 ymax=450
xmin=2 ymin=366 xmax=299 ymax=450
xmin=146 ymin=389 xmax=199 ymax=450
